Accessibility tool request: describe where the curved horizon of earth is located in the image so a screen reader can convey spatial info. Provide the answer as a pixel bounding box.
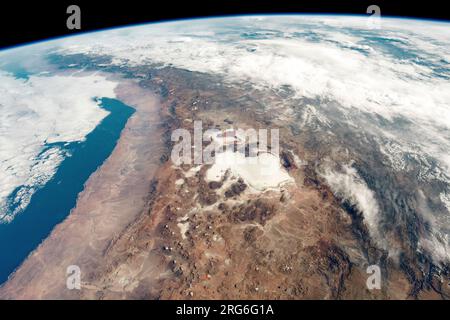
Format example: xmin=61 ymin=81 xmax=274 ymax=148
xmin=0 ymin=15 xmax=449 ymax=299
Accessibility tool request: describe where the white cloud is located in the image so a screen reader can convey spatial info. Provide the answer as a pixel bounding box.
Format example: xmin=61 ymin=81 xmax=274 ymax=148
xmin=0 ymin=72 xmax=117 ymax=222
xmin=56 ymin=16 xmax=450 ymax=183
xmin=416 ymin=190 xmax=450 ymax=264
xmin=56 ymin=17 xmax=450 ymax=163
xmin=320 ymin=163 xmax=385 ymax=249
xmin=441 ymin=192 xmax=450 ymax=213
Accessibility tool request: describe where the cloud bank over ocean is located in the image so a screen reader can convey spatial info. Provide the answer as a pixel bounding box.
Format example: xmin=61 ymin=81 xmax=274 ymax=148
xmin=0 ymin=72 xmax=117 ymax=222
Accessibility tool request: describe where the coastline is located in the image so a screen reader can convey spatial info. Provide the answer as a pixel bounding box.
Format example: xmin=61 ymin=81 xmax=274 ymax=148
xmin=0 ymin=79 xmax=164 ymax=299
xmin=0 ymin=96 xmax=134 ymax=285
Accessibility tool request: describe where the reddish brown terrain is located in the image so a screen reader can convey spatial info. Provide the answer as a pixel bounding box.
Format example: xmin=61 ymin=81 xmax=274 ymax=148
xmin=0 ymin=67 xmax=448 ymax=300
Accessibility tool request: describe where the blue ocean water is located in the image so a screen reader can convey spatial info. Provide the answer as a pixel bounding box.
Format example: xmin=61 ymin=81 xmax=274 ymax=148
xmin=0 ymin=97 xmax=134 ymax=285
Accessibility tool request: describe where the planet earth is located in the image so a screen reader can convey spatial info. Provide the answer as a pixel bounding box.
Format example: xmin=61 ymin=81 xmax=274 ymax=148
xmin=0 ymin=15 xmax=449 ymax=299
